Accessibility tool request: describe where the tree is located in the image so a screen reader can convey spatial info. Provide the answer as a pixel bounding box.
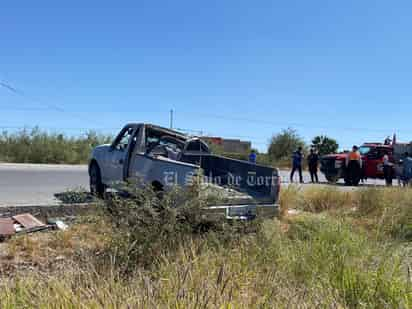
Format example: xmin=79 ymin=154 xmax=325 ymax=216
xmin=268 ymin=128 xmax=306 ymax=161
xmin=311 ymin=135 xmax=338 ymax=156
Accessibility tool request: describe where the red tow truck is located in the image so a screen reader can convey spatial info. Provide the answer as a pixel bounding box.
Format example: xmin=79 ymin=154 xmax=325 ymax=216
xmin=320 ymin=143 xmax=395 ymax=185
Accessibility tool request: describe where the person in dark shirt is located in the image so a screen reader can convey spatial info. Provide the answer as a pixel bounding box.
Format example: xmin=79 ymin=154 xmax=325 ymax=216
xmin=307 ymin=148 xmax=319 ymax=183
xmin=290 ymin=147 xmax=304 ymax=183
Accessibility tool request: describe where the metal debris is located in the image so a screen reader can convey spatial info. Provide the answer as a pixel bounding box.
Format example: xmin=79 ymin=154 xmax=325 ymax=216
xmin=13 ymin=214 xmax=46 ymax=230
xmin=0 ymin=213 xmax=60 ymax=241
xmin=0 ymin=218 xmax=15 ymax=238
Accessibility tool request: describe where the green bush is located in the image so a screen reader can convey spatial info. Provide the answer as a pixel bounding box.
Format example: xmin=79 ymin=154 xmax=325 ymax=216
xmin=0 ymin=127 xmax=112 ymax=164
xmin=103 ymin=183 xmax=257 ymax=273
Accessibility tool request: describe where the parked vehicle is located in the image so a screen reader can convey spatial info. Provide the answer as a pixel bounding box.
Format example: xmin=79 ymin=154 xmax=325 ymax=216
xmin=320 ymin=143 xmax=395 ymax=185
xmin=89 ymin=123 xmax=280 ymax=219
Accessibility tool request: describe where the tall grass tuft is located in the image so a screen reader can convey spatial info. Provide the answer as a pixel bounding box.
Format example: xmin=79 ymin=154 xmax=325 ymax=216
xmin=355 ymin=187 xmax=412 ymax=240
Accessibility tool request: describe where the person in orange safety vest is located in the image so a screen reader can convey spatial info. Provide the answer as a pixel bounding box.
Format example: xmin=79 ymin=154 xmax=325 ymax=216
xmin=345 ymin=145 xmax=362 ymax=186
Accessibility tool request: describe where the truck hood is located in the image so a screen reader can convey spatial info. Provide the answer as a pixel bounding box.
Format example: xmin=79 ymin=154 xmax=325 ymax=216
xmin=322 ymin=153 xmax=347 ymax=160
xmin=94 ymin=144 xmax=111 ymax=150
xmin=91 ymin=144 xmax=111 ymax=158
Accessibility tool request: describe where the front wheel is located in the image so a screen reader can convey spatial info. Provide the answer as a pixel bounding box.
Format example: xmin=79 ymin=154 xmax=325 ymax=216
xmin=90 ymin=163 xmax=105 ymax=198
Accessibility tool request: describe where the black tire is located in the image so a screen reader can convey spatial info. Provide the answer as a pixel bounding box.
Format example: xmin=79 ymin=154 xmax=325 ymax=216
xmin=89 ymin=163 xmax=105 ymax=198
xmin=152 ymin=181 xmax=164 ymax=199
xmin=325 ymin=174 xmax=339 ymax=184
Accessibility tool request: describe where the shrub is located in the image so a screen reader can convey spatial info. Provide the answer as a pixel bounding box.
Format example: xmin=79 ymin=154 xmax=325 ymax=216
xmin=54 ymin=187 xmax=96 ymax=204
xmin=268 ymin=128 xmax=306 ymax=163
xmin=102 ymin=182 xmax=257 ymax=273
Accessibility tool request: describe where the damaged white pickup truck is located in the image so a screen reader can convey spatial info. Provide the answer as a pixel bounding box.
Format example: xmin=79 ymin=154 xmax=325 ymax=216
xmin=89 ymin=123 xmax=280 ymax=219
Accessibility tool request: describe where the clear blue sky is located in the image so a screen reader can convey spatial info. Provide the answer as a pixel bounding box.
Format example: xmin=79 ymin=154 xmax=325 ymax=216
xmin=1 ymin=0 xmax=412 ymax=151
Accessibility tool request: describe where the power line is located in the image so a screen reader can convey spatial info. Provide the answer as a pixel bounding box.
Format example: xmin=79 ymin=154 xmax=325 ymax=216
xmin=192 ymin=112 xmax=399 ymax=134
xmin=0 ymin=125 xmax=119 ymax=132
xmin=0 ymin=79 xmax=102 ymax=124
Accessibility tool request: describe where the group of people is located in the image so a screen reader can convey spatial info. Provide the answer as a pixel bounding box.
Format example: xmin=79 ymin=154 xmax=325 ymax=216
xmin=388 ymin=152 xmax=412 ymax=187
xmin=290 ymin=147 xmax=320 ymax=184
xmin=289 ymin=145 xmax=394 ymax=186
xmin=345 ymin=146 xmax=411 ymax=187
xmin=289 ymin=145 xmax=385 ymax=186
xmin=250 ymin=145 xmax=412 ymax=186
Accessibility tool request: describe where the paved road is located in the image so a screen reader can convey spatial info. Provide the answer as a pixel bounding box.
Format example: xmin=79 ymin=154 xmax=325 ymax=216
xmin=280 ymin=169 xmax=389 ymax=191
xmin=0 ymin=163 xmax=389 ymax=206
xmin=0 ymin=163 xmax=88 ymax=206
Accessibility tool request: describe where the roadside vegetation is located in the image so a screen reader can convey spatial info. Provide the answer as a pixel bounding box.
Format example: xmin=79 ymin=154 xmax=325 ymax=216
xmin=267 ymin=128 xmax=339 ymax=168
xmin=0 ymin=127 xmax=112 ymax=164
xmin=0 ymin=126 xmax=338 ymax=168
xmin=0 ymin=185 xmax=411 ymax=308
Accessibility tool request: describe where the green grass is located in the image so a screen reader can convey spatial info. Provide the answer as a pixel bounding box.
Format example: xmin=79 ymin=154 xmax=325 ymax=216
xmin=1 ymin=186 xmax=411 ymax=308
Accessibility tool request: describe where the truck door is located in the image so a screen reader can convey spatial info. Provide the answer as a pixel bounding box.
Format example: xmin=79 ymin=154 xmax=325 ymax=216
xmin=105 ymin=126 xmax=136 ymax=184
xmin=365 ymin=147 xmax=391 ymax=178
xmin=364 ymin=148 xmax=379 ymax=178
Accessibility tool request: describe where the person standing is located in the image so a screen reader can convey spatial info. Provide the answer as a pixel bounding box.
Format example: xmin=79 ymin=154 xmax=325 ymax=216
xmin=249 ymin=150 xmax=257 ymax=164
xmin=290 ymin=147 xmax=304 ymax=183
xmin=383 ymin=153 xmax=393 ymax=186
xmin=307 ymin=148 xmax=319 ymax=183
xmin=402 ymin=152 xmax=412 ymax=186
xmin=345 ymin=146 xmax=362 ymax=186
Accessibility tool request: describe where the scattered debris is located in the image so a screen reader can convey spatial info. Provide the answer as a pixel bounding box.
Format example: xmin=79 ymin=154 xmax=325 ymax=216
xmin=0 ymin=218 xmax=15 ymax=239
xmin=0 ymin=213 xmax=69 ymax=241
xmin=47 ymin=219 xmax=68 ymax=231
xmin=288 ymin=209 xmax=301 ymax=215
xmin=13 ymin=214 xmax=46 ymax=230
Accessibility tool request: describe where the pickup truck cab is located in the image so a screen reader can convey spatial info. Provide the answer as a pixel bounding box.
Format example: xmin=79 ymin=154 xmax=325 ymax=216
xmin=89 ymin=123 xmax=280 ymax=219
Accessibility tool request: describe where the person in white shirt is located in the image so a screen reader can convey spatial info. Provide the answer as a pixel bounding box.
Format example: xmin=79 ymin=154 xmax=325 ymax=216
xmin=383 ymin=154 xmax=393 ymax=186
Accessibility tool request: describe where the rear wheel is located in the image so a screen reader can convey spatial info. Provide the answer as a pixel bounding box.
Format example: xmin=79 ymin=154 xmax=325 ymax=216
xmin=325 ymin=174 xmax=339 ymax=184
xmin=90 ymin=163 xmax=105 ymax=198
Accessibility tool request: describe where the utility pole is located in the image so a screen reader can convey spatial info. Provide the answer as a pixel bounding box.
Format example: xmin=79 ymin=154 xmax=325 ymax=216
xmin=169 ymin=109 xmax=174 ymax=129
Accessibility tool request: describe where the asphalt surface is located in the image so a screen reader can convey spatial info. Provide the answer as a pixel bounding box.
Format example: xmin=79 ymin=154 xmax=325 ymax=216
xmin=0 ymin=163 xmax=88 ymax=206
xmin=0 ymin=163 xmax=389 ymax=207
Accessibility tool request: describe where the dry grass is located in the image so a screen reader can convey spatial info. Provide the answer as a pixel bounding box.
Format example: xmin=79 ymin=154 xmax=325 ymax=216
xmin=280 ymin=186 xmax=412 ymax=240
xmin=0 ymin=187 xmax=411 ymax=308
xmin=1 ymin=216 xmax=410 ymax=308
xmin=280 ymin=185 xmax=353 ymax=213
xmin=1 ymin=215 xmax=110 ymax=277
